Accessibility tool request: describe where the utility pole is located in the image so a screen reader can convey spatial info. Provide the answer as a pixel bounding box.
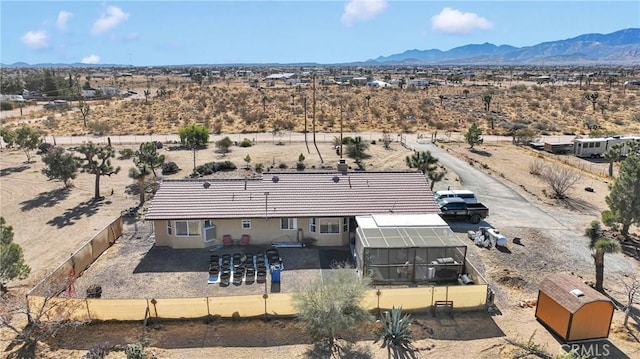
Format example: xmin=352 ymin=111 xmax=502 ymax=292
xmin=303 ymin=96 xmax=309 ymax=154
xmin=312 ymin=74 xmax=323 ymax=163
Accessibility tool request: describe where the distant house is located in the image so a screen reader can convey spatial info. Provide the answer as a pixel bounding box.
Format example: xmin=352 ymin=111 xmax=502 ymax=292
xmin=145 ymin=170 xmax=439 ymax=249
xmin=82 ymin=89 xmax=97 ymax=98
xmin=407 ymin=79 xmax=430 ymax=87
xmin=366 ymin=80 xmax=391 ymax=88
xmin=97 ymin=86 xmax=120 ymax=97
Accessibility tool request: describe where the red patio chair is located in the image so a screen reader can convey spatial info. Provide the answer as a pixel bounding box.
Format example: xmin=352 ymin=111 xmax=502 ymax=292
xmin=240 ymin=234 xmax=250 ymax=246
xmin=223 ymin=234 xmax=233 ymax=246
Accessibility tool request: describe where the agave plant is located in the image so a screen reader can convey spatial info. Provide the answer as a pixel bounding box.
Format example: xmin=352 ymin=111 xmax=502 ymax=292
xmin=375 ymin=306 xmax=417 ymax=359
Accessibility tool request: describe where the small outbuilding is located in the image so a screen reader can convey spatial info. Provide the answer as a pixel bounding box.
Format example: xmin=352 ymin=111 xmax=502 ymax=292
xmin=535 ymin=274 xmax=614 ymax=342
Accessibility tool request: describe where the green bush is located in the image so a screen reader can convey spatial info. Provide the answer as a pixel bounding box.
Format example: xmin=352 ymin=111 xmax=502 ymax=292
xmin=342 ymin=136 xmax=353 ymax=144
xmin=195 ymin=161 xmax=237 ymax=175
xmin=162 ymin=161 xmax=180 ymax=175
xmin=125 ymin=342 xmax=146 ymax=359
xmin=296 ymin=162 xmax=306 ymax=171
xmin=0 ymin=101 xmax=14 ymax=111
xmin=118 ymin=148 xmax=135 ymax=159
xmin=239 ymin=138 xmax=253 ymax=147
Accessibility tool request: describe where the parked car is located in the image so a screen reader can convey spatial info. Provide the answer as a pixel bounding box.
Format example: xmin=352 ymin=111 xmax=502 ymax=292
xmin=433 ymin=189 xmax=477 ymax=204
xmin=43 ymin=100 xmax=69 ymax=110
xmin=438 ymin=198 xmax=489 ymax=224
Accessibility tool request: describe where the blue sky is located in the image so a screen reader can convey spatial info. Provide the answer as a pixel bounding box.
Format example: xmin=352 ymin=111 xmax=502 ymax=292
xmin=1 ymin=1 xmax=638 ymax=66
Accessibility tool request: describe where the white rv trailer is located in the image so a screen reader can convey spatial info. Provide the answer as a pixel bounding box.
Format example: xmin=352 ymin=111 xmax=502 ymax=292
xmin=573 ymin=136 xmax=640 ymax=158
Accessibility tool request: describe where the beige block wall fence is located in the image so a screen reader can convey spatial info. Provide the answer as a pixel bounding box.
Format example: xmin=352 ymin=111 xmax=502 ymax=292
xmin=26 ymin=216 xmax=489 ymax=322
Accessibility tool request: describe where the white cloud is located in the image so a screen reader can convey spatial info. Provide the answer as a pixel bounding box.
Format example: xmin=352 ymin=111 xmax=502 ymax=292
xmin=431 ymin=7 xmax=493 ymax=35
xmin=20 ymin=30 xmax=49 ymax=50
xmin=57 ymin=10 xmax=73 ymax=30
xmin=81 ymin=54 xmax=100 ymax=64
xmin=341 ymin=0 xmax=387 ymax=26
xmin=91 ymin=6 xmax=129 ymax=35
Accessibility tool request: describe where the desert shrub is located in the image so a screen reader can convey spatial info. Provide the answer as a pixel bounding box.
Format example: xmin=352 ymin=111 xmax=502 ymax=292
xmin=195 ymin=161 xmax=237 ymax=175
xmin=529 ymin=159 xmax=546 ymax=175
xmin=38 ymin=142 xmax=54 ymax=154
xmin=162 ymin=161 xmax=180 ymax=175
xmin=88 ymin=121 xmax=112 ymax=135
xmin=341 ymin=136 xmax=353 ymax=144
xmin=296 ymin=162 xmax=306 ymax=171
xmin=82 ymin=342 xmax=111 ymax=359
xmin=0 ymin=101 xmax=14 ymax=111
xmin=125 ymin=342 xmax=146 ymax=359
xmin=118 ymin=148 xmax=135 ymax=159
xmin=513 ymin=129 xmax=538 ymax=146
xmin=279 ymin=163 xmax=288 ymax=169
xmin=255 ymin=163 xmax=264 ymax=173
xmin=239 ymin=138 xmax=252 ymax=147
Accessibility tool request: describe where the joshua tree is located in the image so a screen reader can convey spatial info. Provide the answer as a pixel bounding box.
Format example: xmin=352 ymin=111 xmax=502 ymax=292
xmin=585 ymin=92 xmax=599 ymax=112
xmin=75 ymin=142 xmax=121 ymax=200
xmin=79 ymin=100 xmax=90 ymax=127
xmin=483 ymin=94 xmax=492 ymax=112
xmin=585 ymin=220 xmax=621 ymax=292
xmin=405 ymin=151 xmax=445 ymax=191
xmin=604 ymin=143 xmax=624 ymax=177
xmin=128 ymin=164 xmax=151 ymax=205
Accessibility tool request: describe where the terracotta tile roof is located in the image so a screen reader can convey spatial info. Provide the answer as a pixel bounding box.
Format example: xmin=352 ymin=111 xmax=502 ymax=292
xmin=145 ymin=171 xmax=439 ymax=220
xmin=539 ymin=274 xmax=612 ymax=314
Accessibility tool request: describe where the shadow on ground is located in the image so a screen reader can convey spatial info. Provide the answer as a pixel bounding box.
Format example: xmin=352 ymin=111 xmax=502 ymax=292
xmin=0 ymin=164 xmax=29 ymax=177
xmin=46 ymin=198 xmax=111 ymax=228
xmin=20 ymin=188 xmax=70 ymax=211
xmin=560 ymin=196 xmax=599 ymax=213
xmin=413 ymin=311 xmax=505 ymax=341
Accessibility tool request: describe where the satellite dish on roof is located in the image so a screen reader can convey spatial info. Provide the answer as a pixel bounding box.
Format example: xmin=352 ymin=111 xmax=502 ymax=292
xmin=332 ymin=176 xmax=340 ymax=183
xmin=203 ymin=182 xmax=211 ymax=189
xmin=272 ymin=176 xmax=279 ymax=183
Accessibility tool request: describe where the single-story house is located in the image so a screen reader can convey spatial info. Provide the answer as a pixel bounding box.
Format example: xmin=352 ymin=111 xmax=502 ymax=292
xmin=535 ymin=274 xmax=614 ymax=342
xmin=145 ymin=170 xmax=439 ymax=249
xmin=354 ymin=214 xmax=468 ymax=284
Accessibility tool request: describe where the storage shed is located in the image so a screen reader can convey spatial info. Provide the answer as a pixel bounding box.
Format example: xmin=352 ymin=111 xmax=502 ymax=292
xmin=535 ymin=274 xmax=614 ymax=342
xmin=354 ymin=214 xmax=467 ymax=284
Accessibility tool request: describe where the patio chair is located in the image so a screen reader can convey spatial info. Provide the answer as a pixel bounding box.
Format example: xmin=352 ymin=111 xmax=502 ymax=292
xmin=239 ymin=234 xmax=250 ymax=246
xmin=223 ymin=234 xmax=233 ymax=246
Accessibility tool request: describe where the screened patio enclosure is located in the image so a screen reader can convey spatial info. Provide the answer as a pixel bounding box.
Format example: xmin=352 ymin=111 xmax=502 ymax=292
xmin=355 ymin=214 xmax=467 ymax=284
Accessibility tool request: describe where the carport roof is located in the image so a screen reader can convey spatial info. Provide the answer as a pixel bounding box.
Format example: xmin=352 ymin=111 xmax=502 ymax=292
xmin=355 ymin=214 xmax=464 ymax=248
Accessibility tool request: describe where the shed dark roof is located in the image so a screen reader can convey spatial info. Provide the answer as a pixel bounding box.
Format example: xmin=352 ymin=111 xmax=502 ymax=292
xmin=539 ymin=274 xmax=612 ymax=314
xmin=145 ymin=171 xmax=439 ymax=220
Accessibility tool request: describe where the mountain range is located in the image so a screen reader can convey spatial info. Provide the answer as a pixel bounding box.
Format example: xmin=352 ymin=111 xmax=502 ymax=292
xmin=369 ymin=28 xmax=640 ymax=66
xmin=2 ymin=28 xmax=639 ymax=68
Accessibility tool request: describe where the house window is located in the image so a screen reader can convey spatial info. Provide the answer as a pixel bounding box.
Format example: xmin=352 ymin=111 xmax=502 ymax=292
xmin=175 ymin=220 xmax=201 ymax=236
xmin=320 ymin=218 xmax=340 ymax=234
xmin=167 ymin=221 xmax=173 ymax=235
xmin=310 ymin=218 xmax=316 ymax=233
xmin=343 ymin=217 xmax=349 ymax=232
xmin=242 ymin=219 xmax=251 ymax=229
xmin=281 ymin=218 xmax=297 ymax=230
